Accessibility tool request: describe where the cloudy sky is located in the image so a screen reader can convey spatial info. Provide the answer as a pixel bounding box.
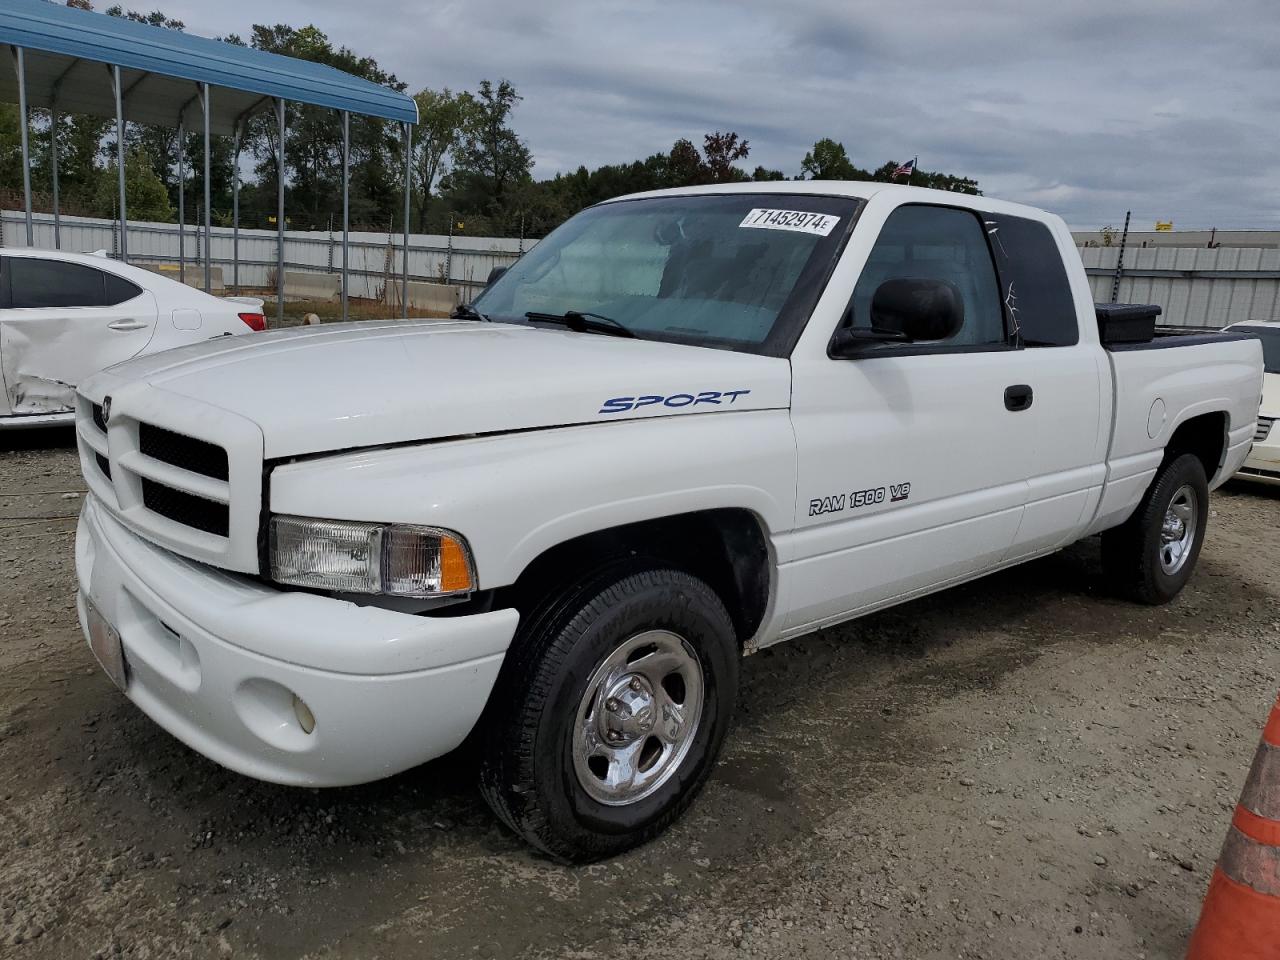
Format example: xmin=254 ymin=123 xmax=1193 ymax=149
xmin=155 ymin=0 xmax=1279 ymax=230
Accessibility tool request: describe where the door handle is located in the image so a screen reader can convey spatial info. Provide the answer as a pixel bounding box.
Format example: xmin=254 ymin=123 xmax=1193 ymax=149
xmin=107 ymin=319 xmax=147 ymax=331
xmin=1004 ymin=384 xmax=1034 ymax=412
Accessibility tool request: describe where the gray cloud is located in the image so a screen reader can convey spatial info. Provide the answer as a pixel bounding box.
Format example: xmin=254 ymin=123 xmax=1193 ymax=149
xmin=159 ymin=0 xmax=1280 ymax=229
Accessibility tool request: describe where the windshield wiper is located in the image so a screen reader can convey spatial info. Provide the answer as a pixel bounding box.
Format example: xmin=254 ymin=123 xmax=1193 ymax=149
xmin=524 ymin=310 xmax=636 ymax=338
xmin=451 ymin=302 xmax=489 ymax=321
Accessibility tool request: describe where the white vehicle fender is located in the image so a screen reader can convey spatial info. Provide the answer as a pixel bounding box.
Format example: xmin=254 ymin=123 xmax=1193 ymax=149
xmin=1108 ymin=345 xmax=1261 ymax=469
xmin=268 ymin=411 xmax=798 ymax=590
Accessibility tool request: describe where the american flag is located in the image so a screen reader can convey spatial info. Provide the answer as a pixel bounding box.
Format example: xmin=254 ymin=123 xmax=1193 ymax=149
xmin=893 ymin=157 xmax=916 ymax=179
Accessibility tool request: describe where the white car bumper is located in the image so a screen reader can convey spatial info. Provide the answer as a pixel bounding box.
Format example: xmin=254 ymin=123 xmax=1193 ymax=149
xmin=1238 ymin=420 xmax=1280 ymax=485
xmin=75 ymin=496 xmax=519 ymax=787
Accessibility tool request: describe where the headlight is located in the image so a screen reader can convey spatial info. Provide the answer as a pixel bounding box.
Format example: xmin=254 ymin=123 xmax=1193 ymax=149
xmin=269 ymin=515 xmax=475 ymax=597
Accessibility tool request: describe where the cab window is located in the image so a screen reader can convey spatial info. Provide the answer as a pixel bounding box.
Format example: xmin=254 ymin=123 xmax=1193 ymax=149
xmin=8 ymin=258 xmax=141 ymax=309
xmin=988 ymin=215 xmax=1079 ymax=346
xmin=849 ymin=205 xmax=1006 ymax=347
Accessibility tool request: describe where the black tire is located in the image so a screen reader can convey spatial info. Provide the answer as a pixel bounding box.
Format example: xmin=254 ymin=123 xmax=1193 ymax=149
xmin=478 ymin=564 xmax=739 ymax=863
xmin=1101 ymin=453 xmax=1209 ymax=605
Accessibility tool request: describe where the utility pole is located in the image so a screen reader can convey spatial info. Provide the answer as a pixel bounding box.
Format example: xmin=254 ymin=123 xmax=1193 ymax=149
xmin=1110 ymin=210 xmax=1131 ymax=304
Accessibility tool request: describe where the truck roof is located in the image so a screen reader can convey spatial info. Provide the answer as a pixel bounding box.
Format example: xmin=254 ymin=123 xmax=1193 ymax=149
xmin=606 ymin=180 xmax=1062 ymax=225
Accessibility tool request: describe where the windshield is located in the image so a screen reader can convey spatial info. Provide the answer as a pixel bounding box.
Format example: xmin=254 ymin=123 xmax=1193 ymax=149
xmin=472 ymin=193 xmax=860 ymax=355
xmin=1243 ymin=327 xmax=1280 ymax=373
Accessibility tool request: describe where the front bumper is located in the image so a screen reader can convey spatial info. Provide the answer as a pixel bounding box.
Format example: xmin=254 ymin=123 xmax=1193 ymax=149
xmin=75 ymin=496 xmax=519 ymax=786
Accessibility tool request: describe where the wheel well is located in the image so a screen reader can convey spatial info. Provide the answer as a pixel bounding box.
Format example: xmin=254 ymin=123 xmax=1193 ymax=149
xmin=1165 ymin=412 xmax=1227 ymax=479
xmin=502 ymin=509 xmax=772 ymax=646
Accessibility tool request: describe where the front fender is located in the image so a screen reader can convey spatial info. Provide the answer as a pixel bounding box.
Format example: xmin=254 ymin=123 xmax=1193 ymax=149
xmin=267 ymin=412 xmax=798 ymax=590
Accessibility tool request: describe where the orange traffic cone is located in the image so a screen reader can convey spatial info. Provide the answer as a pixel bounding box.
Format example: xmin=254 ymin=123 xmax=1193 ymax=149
xmin=1186 ymin=691 xmax=1280 ymax=958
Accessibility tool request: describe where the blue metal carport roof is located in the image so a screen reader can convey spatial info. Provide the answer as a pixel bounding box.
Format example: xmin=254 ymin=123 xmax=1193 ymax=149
xmin=0 ymin=0 xmax=418 ymax=133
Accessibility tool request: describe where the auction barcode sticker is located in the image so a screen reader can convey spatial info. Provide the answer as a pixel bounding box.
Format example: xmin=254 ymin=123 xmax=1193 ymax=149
xmin=739 ymin=208 xmax=840 ymax=236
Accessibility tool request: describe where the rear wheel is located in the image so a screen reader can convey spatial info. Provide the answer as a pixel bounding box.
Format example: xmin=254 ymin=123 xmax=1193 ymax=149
xmin=478 ymin=565 xmax=738 ymax=862
xmin=1101 ymin=453 xmax=1208 ymax=604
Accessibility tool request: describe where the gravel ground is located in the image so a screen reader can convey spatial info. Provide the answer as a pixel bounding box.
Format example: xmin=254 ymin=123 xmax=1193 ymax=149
xmin=2 ymin=427 xmax=1277 ymax=960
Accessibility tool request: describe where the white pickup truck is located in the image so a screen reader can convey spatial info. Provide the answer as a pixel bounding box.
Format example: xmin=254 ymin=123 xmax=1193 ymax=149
xmin=72 ymin=183 xmax=1263 ymax=862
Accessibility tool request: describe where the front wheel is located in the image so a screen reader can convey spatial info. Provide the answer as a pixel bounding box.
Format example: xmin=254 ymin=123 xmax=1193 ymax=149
xmin=1101 ymin=452 xmax=1209 ymax=604
xmin=478 ymin=566 xmax=739 ymax=862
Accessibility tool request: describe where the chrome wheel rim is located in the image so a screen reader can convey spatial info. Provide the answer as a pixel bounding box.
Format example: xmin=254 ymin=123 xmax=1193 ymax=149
xmin=571 ymin=630 xmax=704 ymax=807
xmin=1159 ymin=484 xmax=1198 ymax=575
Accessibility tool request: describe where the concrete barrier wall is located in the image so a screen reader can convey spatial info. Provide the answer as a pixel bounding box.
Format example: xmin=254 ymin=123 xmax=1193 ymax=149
xmin=386 ymin=281 xmax=464 ymax=314
xmin=282 ymin=271 xmax=341 ymax=301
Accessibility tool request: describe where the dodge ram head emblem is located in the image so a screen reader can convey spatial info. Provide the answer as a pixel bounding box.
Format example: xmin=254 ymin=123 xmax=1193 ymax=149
xmin=101 ymin=396 xmax=112 ymax=424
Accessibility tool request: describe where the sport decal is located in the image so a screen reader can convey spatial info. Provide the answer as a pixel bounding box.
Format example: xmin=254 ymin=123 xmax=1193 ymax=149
xmin=738 ymin=208 xmax=840 ymax=237
xmin=599 ymin=389 xmax=751 ymax=414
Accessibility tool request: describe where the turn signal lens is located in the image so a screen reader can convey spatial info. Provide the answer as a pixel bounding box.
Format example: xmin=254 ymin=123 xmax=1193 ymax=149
xmin=439 ymin=536 xmax=471 ymax=593
xmin=270 ymin=515 xmax=475 ymax=597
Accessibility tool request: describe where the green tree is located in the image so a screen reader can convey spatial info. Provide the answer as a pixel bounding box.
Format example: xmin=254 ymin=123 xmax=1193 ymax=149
xmin=869 ymin=160 xmax=980 ymax=194
xmin=96 ymin=149 xmax=175 ymax=222
xmin=107 ymin=5 xmax=208 ymax=220
xmin=104 ymin=5 xmax=185 ymax=29
xmin=244 ymin=24 xmax=407 ymax=229
xmin=0 ymin=105 xmax=24 ymax=198
xmin=452 ymin=79 xmax=532 ymax=212
xmin=800 ymin=139 xmax=865 ymax=180
xmin=666 ymin=138 xmax=707 ymax=187
xmin=411 ymin=88 xmax=472 ymax=228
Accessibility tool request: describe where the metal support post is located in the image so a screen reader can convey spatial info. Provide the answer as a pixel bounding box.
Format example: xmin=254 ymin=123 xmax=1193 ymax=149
xmin=445 ymin=216 xmax=454 ymax=283
xmin=401 ymin=121 xmax=412 ymax=313
xmin=275 ymin=98 xmax=286 ymax=325
xmin=200 ymin=83 xmax=211 ymax=292
xmin=112 ymin=64 xmax=127 ymax=260
xmin=50 ymin=103 xmax=60 ymax=248
xmin=12 ymin=47 xmax=33 ymax=246
xmin=231 ymin=123 xmax=241 ymax=294
xmin=50 ymin=57 xmax=84 ymax=248
xmin=341 ymin=110 xmax=350 ymax=323
xmin=176 ymin=120 xmax=185 ymax=283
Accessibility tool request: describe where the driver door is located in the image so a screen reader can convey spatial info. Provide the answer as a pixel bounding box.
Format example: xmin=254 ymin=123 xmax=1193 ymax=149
xmin=784 ymin=204 xmax=1040 ymax=634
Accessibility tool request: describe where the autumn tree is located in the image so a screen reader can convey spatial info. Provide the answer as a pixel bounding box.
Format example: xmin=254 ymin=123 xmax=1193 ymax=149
xmin=702 ymin=131 xmax=750 ymax=183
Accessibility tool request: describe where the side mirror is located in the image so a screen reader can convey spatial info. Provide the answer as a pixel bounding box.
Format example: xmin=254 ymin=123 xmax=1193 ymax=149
xmin=486 ymin=266 xmax=508 ymax=286
xmin=830 ymin=278 xmax=964 ymax=357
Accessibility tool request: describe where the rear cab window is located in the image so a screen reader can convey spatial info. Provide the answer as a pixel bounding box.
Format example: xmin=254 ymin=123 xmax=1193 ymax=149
xmin=987 ymin=216 xmax=1079 ymax=347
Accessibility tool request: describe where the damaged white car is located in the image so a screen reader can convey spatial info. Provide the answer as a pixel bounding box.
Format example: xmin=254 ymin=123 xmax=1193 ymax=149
xmin=0 ymin=248 xmax=264 ymax=429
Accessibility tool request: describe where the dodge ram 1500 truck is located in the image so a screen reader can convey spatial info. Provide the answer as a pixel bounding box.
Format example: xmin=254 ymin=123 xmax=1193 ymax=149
xmin=72 ymin=183 xmax=1264 ymax=862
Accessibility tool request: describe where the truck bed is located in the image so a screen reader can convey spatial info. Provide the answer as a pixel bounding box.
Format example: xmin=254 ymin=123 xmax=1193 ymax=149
xmin=1086 ymin=331 xmax=1263 ymax=536
xmin=1106 ymin=327 xmax=1262 ymax=352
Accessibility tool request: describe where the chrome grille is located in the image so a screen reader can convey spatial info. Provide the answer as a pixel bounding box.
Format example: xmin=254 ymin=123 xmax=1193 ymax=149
xmin=74 ymin=389 xmax=262 ymax=573
xmin=1257 ymin=417 xmax=1274 ymax=443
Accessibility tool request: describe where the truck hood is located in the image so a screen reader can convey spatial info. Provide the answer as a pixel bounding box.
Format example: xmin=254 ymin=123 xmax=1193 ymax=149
xmin=82 ymin=320 xmax=792 ymax=458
